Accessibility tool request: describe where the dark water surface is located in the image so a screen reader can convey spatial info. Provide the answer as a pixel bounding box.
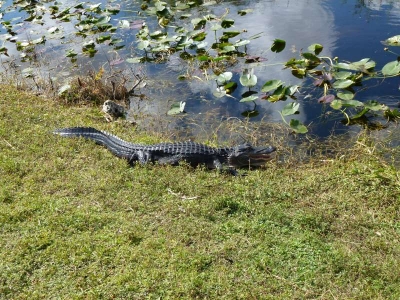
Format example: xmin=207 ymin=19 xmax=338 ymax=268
xmin=1 ymin=0 xmax=400 ymax=140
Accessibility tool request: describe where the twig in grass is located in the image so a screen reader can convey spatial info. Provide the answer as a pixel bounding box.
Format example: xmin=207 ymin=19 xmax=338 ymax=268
xmin=167 ymin=188 xmax=198 ymax=200
xmin=2 ymin=138 xmax=16 ymax=150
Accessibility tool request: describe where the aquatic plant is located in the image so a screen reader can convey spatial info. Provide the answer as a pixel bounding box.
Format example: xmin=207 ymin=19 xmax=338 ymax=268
xmin=1 ymin=0 xmax=400 ymax=133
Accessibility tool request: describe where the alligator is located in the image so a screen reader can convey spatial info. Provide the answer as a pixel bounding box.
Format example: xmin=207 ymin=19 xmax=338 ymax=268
xmin=53 ymin=127 xmax=276 ymax=175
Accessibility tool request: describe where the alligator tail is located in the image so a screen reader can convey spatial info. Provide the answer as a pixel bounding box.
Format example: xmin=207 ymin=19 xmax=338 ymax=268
xmin=53 ymin=127 xmax=136 ymax=160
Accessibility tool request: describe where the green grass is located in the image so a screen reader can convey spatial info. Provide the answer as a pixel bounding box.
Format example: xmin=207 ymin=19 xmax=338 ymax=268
xmin=1 ymin=85 xmax=400 ymax=299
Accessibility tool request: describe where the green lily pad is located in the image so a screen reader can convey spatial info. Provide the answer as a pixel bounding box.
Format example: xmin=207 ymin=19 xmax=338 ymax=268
xmin=341 ymin=100 xmax=364 ymax=107
xmin=238 ymin=9 xmax=253 ymax=16
xmin=193 ymin=32 xmax=207 ymax=41
xmin=268 ymin=86 xmax=287 ymax=102
xmin=330 ymin=99 xmax=342 ymax=110
xmin=220 ymin=46 xmax=236 ymax=53
xmin=281 ymin=102 xmax=300 ymax=116
xmin=240 ymin=69 xmax=257 ymax=87
xmin=66 ymin=49 xmax=77 ymax=58
xmin=334 ymin=71 xmax=352 ymax=80
xmin=285 ymin=85 xmax=300 ymax=96
xmin=382 ymin=35 xmax=400 ymax=46
xmin=240 ymin=95 xmax=258 ymax=102
xmin=217 ymin=72 xmax=233 ymax=84
xmin=213 ymin=87 xmax=227 ymax=98
xmin=337 ymin=90 xmax=354 ymax=100
xmin=271 ymin=39 xmax=286 ymax=53
xmin=382 ymin=61 xmax=400 ymax=76
xmin=167 ymin=101 xmax=186 ymax=115
xmin=364 ymin=100 xmax=387 ymax=111
xmin=221 ymin=19 xmax=234 ymax=28
xmin=210 ymin=24 xmax=222 ymax=31
xmin=330 ymin=99 xmax=363 ymax=110
xmin=261 ymin=80 xmax=283 ymax=93
xmin=336 ymin=58 xmax=376 ymax=72
xmin=332 ymin=79 xmax=354 ymax=89
xmin=222 ymin=31 xmax=240 ymax=38
xmin=302 ymin=52 xmax=321 ymax=63
xmin=289 ymin=119 xmax=308 ymax=133
xmin=308 ymin=43 xmax=323 ymax=55
xmin=234 ymin=39 xmax=250 ymax=47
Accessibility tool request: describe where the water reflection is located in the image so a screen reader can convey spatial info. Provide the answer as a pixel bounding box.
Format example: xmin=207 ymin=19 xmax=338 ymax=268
xmin=0 ymin=0 xmax=399 ymax=140
xmin=176 ymin=0 xmax=337 ymax=124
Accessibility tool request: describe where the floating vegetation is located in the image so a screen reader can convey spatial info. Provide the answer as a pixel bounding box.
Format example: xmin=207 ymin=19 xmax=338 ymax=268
xmin=0 ymin=1 xmax=400 ymax=134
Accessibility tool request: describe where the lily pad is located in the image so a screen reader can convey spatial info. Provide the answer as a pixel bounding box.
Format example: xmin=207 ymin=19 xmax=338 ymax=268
xmin=238 ymin=9 xmax=253 ymax=16
xmin=337 ymin=90 xmax=354 ymax=100
xmin=234 ymin=39 xmax=250 ymax=47
xmin=330 ymin=99 xmax=363 ymax=110
xmin=336 ymin=58 xmax=376 ymax=72
xmin=268 ymin=86 xmax=287 ymax=102
xmin=222 ymin=31 xmax=240 ymax=38
xmin=382 ymin=61 xmax=400 ymax=76
xmin=332 ymin=79 xmax=354 ymax=89
xmin=66 ymin=49 xmax=77 ymax=58
xmin=220 ymin=46 xmax=236 ymax=53
xmin=271 ymin=39 xmax=285 ymax=53
xmin=302 ymin=52 xmax=321 ymax=63
xmin=167 ymin=101 xmax=186 ymax=115
xmin=364 ymin=100 xmax=387 ymax=111
xmin=341 ymin=100 xmax=364 ymax=107
xmin=334 ymin=71 xmax=352 ymax=80
xmin=285 ymin=85 xmax=300 ymax=96
xmin=261 ymin=80 xmax=283 ymax=92
xmin=308 ymin=43 xmax=323 ymax=55
xmin=382 ymin=35 xmax=400 ymax=46
xmin=240 ymin=95 xmax=258 ymax=102
xmin=221 ymin=19 xmax=234 ymax=28
xmin=48 ymin=26 xmax=60 ymax=33
xmin=213 ymin=87 xmax=228 ymax=98
xmin=281 ymin=102 xmax=300 ymax=116
xmin=240 ymin=69 xmax=257 ymax=87
xmin=193 ymin=32 xmax=207 ymax=41
xmin=217 ymin=72 xmax=233 ymax=83
xmin=289 ymin=119 xmax=308 ymax=133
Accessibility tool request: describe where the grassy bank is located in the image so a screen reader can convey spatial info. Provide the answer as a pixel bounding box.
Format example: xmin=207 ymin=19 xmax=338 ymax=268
xmin=1 ymin=85 xmax=399 ymax=299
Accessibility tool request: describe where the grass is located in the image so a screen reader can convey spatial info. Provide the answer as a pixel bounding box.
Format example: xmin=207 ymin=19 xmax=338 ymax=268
xmin=1 ymin=84 xmax=400 ymax=299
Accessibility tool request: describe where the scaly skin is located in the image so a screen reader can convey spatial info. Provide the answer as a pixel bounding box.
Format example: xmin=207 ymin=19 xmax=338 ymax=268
xmin=53 ymin=127 xmax=276 ymax=174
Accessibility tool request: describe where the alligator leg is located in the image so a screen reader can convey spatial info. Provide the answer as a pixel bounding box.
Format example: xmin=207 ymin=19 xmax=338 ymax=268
xmin=213 ymin=159 xmax=223 ymax=170
xmin=128 ymin=153 xmax=138 ymax=165
xmin=213 ymin=159 xmax=239 ymax=176
xmin=137 ymin=150 xmax=152 ymax=165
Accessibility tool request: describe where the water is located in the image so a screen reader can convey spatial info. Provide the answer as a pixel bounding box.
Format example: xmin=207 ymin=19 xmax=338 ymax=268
xmin=1 ymin=0 xmax=400 ymax=141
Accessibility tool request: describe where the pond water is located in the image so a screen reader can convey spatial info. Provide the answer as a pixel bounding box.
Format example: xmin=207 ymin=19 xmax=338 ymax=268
xmin=1 ymin=0 xmax=400 ymax=142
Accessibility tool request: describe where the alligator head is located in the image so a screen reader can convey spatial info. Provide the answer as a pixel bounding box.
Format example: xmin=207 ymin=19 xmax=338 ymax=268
xmin=228 ymin=143 xmax=276 ymax=168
